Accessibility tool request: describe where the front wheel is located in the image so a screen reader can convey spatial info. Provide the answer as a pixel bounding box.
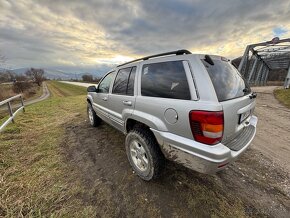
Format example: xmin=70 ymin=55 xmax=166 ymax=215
xmin=87 ymin=103 xmax=101 ymax=127
xmin=125 ymin=128 xmax=164 ymax=181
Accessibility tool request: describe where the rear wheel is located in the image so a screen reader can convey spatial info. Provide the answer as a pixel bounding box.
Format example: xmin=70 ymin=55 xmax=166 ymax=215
xmin=87 ymin=103 xmax=101 ymax=127
xmin=125 ymin=128 xmax=164 ymax=181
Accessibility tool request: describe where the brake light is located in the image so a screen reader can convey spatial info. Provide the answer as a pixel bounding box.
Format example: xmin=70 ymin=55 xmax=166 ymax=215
xmin=189 ymin=111 xmax=224 ymax=145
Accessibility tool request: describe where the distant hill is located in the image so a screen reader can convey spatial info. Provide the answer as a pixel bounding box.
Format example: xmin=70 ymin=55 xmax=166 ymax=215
xmin=0 ymin=67 xmax=106 ymax=80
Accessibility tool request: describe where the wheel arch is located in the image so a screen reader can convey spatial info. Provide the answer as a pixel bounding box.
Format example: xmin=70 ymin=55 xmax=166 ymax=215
xmin=125 ymin=118 xmax=164 ymax=148
xmin=87 ymin=94 xmax=93 ymax=105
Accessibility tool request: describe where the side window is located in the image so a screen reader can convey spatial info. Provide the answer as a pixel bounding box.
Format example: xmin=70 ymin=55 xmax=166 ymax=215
xmin=127 ymin=67 xmax=136 ymax=96
xmin=112 ymin=67 xmax=131 ymax=95
xmin=98 ymin=72 xmax=114 ymax=93
xmin=141 ymin=61 xmax=191 ymax=100
xmin=112 ymin=67 xmax=136 ymax=96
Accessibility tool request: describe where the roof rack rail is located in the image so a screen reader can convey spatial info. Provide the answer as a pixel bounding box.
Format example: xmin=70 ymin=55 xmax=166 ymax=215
xmin=117 ymin=49 xmax=191 ymax=67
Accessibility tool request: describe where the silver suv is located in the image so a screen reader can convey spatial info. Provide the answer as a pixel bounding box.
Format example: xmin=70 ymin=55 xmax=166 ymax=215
xmin=87 ymin=50 xmax=258 ymax=181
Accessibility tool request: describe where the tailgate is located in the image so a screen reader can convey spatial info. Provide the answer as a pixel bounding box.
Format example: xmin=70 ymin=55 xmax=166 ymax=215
xmin=199 ymin=55 xmax=256 ymax=141
xmin=220 ymin=94 xmax=256 ymax=141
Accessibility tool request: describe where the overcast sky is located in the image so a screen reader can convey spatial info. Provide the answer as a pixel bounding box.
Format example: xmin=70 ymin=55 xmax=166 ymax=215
xmin=0 ymin=0 xmax=289 ymax=74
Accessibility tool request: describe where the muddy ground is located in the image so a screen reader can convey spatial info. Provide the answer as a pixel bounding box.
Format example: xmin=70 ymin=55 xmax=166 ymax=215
xmin=62 ymin=86 xmax=289 ymax=217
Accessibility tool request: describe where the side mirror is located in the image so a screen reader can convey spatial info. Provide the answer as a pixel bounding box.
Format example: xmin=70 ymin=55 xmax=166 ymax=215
xmin=87 ymin=85 xmax=98 ymax=92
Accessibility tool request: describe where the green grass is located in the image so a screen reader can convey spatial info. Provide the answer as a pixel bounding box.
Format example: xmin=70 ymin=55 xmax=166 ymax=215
xmin=0 ymin=81 xmax=92 ymax=217
xmin=274 ymin=88 xmax=290 ymax=108
xmin=48 ymin=81 xmax=87 ymax=97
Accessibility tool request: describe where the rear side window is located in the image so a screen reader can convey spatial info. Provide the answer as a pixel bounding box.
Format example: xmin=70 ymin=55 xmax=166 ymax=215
xmin=141 ymin=61 xmax=191 ymax=100
xmin=201 ymin=57 xmax=251 ymax=102
xmin=127 ymin=67 xmax=136 ymax=96
xmin=112 ymin=67 xmax=136 ymax=96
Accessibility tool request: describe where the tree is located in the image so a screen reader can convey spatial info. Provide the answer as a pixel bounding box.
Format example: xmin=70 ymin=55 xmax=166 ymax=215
xmin=0 ymin=71 xmax=16 ymax=82
xmin=25 ymin=68 xmax=45 ymax=86
xmin=82 ymin=74 xmax=93 ymax=82
xmin=15 ymin=74 xmax=28 ymax=82
xmin=12 ymin=81 xmax=32 ymax=93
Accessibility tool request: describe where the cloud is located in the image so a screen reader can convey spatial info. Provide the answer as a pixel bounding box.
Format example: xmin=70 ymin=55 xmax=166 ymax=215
xmin=0 ymin=0 xmax=290 ymax=74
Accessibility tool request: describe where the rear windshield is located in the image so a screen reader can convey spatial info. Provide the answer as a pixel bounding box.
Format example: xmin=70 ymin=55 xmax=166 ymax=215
xmin=201 ymin=58 xmax=251 ymax=101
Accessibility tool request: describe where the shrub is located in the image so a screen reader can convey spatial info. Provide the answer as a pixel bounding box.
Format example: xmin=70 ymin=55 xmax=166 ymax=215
xmin=12 ymin=81 xmax=32 ymax=93
xmin=0 ymin=86 xmax=15 ymax=101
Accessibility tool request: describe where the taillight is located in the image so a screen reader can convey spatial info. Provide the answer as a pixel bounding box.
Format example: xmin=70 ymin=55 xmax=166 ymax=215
xmin=189 ymin=110 xmax=224 ymax=145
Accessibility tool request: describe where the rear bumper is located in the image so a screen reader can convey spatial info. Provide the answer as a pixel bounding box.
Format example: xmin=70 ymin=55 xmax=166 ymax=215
xmin=151 ymin=115 xmax=258 ymax=174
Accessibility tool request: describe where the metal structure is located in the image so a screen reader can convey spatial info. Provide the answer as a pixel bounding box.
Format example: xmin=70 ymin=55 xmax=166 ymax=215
xmin=0 ymin=94 xmax=25 ymax=132
xmin=238 ymin=37 xmax=290 ymax=87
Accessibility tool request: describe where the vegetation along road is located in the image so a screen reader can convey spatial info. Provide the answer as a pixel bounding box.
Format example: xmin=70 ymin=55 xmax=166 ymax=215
xmin=23 ymin=82 xmax=50 ymax=106
xmin=0 ymin=81 xmax=289 ymax=217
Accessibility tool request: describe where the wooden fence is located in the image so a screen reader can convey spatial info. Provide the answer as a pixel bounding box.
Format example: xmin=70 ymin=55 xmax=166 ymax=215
xmin=0 ymin=94 xmax=25 ymax=132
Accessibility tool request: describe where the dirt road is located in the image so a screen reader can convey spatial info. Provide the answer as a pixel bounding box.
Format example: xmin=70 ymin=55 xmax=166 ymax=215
xmin=62 ymin=85 xmax=289 ymax=217
xmin=252 ymin=86 xmax=290 ymax=172
xmin=60 ymin=81 xmax=97 ymax=87
xmin=24 ymin=82 xmax=50 ymax=105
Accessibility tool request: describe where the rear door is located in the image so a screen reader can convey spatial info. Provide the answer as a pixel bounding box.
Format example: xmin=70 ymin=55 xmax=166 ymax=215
xmin=109 ymin=66 xmax=137 ymax=132
xmin=200 ymin=56 xmax=256 ymax=141
xmin=134 ymin=59 xmax=199 ymax=140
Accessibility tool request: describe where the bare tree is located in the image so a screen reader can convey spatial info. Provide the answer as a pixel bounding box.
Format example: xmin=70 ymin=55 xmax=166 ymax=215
xmin=15 ymin=74 xmax=28 ymax=82
xmin=82 ymin=74 xmax=93 ymax=82
xmin=25 ymin=68 xmax=45 ymax=86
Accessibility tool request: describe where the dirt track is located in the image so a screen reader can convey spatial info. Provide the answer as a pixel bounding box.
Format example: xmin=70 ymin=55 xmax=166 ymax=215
xmin=251 ymin=86 xmax=290 ymax=172
xmin=62 ymin=86 xmax=290 ymax=217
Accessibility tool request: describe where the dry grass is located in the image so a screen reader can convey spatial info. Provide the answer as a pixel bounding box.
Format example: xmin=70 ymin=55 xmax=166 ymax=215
xmin=274 ymin=88 xmax=290 ymax=108
xmin=266 ymin=81 xmax=284 ymax=86
xmin=0 ymin=81 xmax=90 ymax=217
xmin=0 ymin=85 xmax=14 ymax=101
xmin=0 ymin=83 xmax=42 ymax=120
xmin=0 ymin=83 xmax=42 ymax=102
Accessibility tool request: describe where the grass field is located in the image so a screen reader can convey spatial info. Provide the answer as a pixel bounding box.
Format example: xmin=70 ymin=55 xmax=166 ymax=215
xmin=0 ymin=81 xmax=92 ymax=217
xmin=274 ymin=88 xmax=290 ymax=108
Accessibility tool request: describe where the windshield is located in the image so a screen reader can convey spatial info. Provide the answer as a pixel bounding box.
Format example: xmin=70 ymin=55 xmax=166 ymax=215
xmin=201 ymin=58 xmax=251 ymax=102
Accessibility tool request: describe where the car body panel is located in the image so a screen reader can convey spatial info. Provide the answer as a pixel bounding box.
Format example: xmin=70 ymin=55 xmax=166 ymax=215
xmin=108 ymin=94 xmax=136 ymax=132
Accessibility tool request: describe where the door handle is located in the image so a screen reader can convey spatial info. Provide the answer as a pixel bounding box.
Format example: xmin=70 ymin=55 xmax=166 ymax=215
xmin=102 ymin=97 xmax=108 ymax=101
xmin=122 ymin=100 xmax=132 ymax=106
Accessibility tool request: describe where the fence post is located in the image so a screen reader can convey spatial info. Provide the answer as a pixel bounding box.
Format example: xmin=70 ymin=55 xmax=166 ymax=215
xmin=20 ymin=95 xmax=25 ymax=112
xmin=7 ymin=102 xmax=14 ymax=123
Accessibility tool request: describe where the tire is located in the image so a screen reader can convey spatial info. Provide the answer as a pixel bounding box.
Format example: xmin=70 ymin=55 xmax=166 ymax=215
xmin=125 ymin=128 xmax=164 ymax=181
xmin=87 ymin=103 xmax=101 ymax=127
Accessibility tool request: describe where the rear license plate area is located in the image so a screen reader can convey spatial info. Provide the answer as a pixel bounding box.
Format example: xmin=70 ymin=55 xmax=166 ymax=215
xmin=239 ymin=110 xmax=251 ymax=124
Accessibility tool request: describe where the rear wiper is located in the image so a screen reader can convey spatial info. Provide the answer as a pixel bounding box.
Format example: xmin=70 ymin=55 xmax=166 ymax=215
xmin=249 ymin=92 xmax=257 ymax=99
xmin=204 ymin=55 xmax=214 ymax=65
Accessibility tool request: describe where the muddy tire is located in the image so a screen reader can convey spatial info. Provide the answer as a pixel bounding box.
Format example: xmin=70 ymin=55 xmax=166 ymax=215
xmin=87 ymin=103 xmax=101 ymax=127
xmin=125 ymin=128 xmax=164 ymax=181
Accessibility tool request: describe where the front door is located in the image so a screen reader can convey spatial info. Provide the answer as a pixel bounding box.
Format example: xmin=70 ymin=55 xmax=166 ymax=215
xmin=93 ymin=71 xmax=115 ymax=124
